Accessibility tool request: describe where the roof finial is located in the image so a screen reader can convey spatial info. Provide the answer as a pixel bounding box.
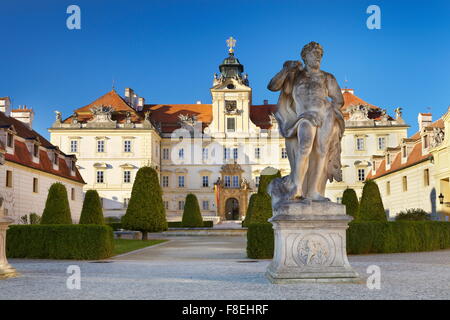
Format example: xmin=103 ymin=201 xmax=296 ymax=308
xmin=344 ymin=75 xmax=349 ymax=89
xmin=226 ymin=36 xmax=236 ymax=54
xmin=112 ymin=78 xmax=116 ymax=91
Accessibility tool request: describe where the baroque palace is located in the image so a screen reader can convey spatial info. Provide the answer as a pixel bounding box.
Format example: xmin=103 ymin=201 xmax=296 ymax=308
xmin=48 ymin=41 xmax=410 ymax=222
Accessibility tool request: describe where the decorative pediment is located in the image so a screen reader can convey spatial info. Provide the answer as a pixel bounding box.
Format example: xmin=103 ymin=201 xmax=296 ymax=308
xmin=221 ymin=163 xmax=244 ymax=174
xmin=93 ymin=162 xmax=109 ymax=169
xmin=119 ymin=163 xmax=136 ymax=169
xmin=86 ymin=105 xmax=117 ymax=128
xmin=175 ymin=168 xmax=188 ymax=174
xmin=348 ymin=105 xmax=370 ymax=121
xmin=199 ymin=169 xmax=213 ymax=175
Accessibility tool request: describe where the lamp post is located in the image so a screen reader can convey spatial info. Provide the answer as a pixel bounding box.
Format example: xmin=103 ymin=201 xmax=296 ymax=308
xmin=439 ymin=193 xmax=445 ymax=205
xmin=0 ymin=197 xmax=17 ymax=279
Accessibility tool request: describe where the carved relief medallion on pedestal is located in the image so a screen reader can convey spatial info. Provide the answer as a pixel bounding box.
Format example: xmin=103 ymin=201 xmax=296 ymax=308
xmin=293 ymin=233 xmax=334 ymax=267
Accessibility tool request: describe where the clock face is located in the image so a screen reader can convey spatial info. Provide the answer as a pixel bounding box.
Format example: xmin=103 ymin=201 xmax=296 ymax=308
xmin=227 ymin=84 xmax=235 ymax=89
xmin=225 ymin=100 xmax=237 ymax=113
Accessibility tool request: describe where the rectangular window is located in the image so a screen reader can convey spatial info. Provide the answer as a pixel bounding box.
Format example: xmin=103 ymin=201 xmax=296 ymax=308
xmin=53 ymin=153 xmax=58 ymax=165
xmin=96 ymin=171 xmax=104 ymax=184
xmin=178 ymin=148 xmax=184 ymax=159
xmin=71 ymin=188 xmax=75 ymax=201
xmin=124 ymin=198 xmax=130 ymax=208
xmin=7 ymin=133 xmax=13 ymax=148
xmin=123 ymin=171 xmax=131 ymax=183
xmin=423 ymin=135 xmax=429 ymax=148
xmin=6 ymin=170 xmax=12 ymax=187
xmin=224 ymin=175 xmax=231 ymax=187
xmin=281 ymin=148 xmax=288 ymax=159
xmin=227 ymin=118 xmax=236 ymax=132
xmin=232 ymin=176 xmax=239 ymax=187
xmin=377 ymin=137 xmax=386 ymax=150
xmin=233 ymin=148 xmax=238 ymax=160
xmin=178 ymin=201 xmax=185 ymax=210
xmin=97 ymin=140 xmax=105 ymax=153
xmin=356 ymin=138 xmax=365 ymax=151
xmin=202 ymin=176 xmax=209 ymax=187
xmin=386 ymin=181 xmax=391 ymax=195
xmin=162 ymin=176 xmax=169 ymax=188
xmin=336 ymin=197 xmax=343 ymax=204
xmin=33 ymin=144 xmax=39 ymax=158
xmin=123 ymin=140 xmax=132 ymax=153
xmin=71 ymin=160 xmax=76 ymax=172
xmin=162 ymin=148 xmax=169 ymax=160
xmin=387 ymin=154 xmax=391 ymax=165
xmin=255 ymin=176 xmax=260 ymax=187
xmin=424 ymin=169 xmax=430 ymax=187
xmin=224 ymin=147 xmax=231 ymax=160
xmin=402 ymin=146 xmax=407 ymax=158
xmin=357 ymin=168 xmax=365 ymax=182
xmin=255 ymin=147 xmax=260 ymax=159
xmin=178 ymin=176 xmax=185 ymax=188
xmin=202 ymin=148 xmax=208 ymax=161
xmin=70 ymin=140 xmax=78 ymax=153
xmin=33 ymin=177 xmax=38 ymax=193
xmin=402 ymin=176 xmax=408 ymax=192
xmin=163 ymin=201 xmax=169 ymax=210
xmin=202 ymin=200 xmax=209 ymax=210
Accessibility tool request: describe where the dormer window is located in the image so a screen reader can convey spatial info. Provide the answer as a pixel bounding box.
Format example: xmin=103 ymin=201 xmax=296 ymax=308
xmin=423 ymin=135 xmax=429 ymax=149
xmin=71 ymin=160 xmax=76 ymax=172
xmin=402 ymin=146 xmax=407 ymax=158
xmin=226 ymin=117 xmax=236 ymax=132
xmin=53 ymin=152 xmax=58 ymax=165
xmin=33 ymin=144 xmax=39 ymax=158
xmin=7 ymin=132 xmax=13 ymax=148
xmin=387 ymin=154 xmax=391 ymax=165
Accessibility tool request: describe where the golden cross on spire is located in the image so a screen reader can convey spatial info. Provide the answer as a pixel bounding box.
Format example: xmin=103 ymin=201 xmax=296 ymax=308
xmin=226 ymin=36 xmax=236 ymax=54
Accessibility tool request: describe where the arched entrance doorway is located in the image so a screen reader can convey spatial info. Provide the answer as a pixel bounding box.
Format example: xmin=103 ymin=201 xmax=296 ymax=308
xmin=225 ymin=198 xmax=239 ymax=220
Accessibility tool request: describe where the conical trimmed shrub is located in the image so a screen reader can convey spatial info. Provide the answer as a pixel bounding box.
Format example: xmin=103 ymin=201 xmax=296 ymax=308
xmin=342 ymin=188 xmax=359 ymax=220
xmin=257 ymin=167 xmax=282 ymax=194
xmin=359 ymin=179 xmax=387 ymax=221
xmin=41 ymin=183 xmax=72 ymax=224
xmin=79 ymin=190 xmax=104 ymax=225
xmin=181 ymin=193 xmax=203 ymax=227
xmin=242 ymin=193 xmax=257 ymax=227
xmin=248 ymin=193 xmax=273 ymax=224
xmin=121 ymin=167 xmax=168 ymax=239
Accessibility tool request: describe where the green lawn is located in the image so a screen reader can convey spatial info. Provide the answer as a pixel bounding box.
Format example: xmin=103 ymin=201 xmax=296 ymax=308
xmin=113 ymin=239 xmax=167 ymax=256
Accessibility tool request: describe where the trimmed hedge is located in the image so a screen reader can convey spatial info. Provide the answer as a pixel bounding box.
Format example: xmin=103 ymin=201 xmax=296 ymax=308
xmin=79 ymin=190 xmax=104 ymax=225
xmin=242 ymin=193 xmax=257 ymax=227
xmin=181 ymin=194 xmax=204 ymax=227
xmin=247 ymin=221 xmax=450 ymax=258
xmin=359 ymin=180 xmax=387 ymax=221
xmin=41 ymin=183 xmax=72 ymax=224
xmin=6 ymin=225 xmax=114 ymax=260
xmin=342 ymin=188 xmax=359 ymax=220
xmin=347 ymin=221 xmax=450 ymax=254
xmin=168 ymin=221 xmax=213 ymax=228
xmin=122 ymin=167 xmax=168 ymax=239
xmin=247 ymin=223 xmax=274 ymax=259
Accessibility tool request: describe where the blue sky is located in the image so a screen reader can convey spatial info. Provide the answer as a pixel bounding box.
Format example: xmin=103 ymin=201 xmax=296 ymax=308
xmin=1 ymin=0 xmax=449 ymax=137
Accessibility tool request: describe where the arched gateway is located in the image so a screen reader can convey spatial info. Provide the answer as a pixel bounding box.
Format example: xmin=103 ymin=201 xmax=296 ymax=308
xmin=225 ymin=198 xmax=239 ymax=220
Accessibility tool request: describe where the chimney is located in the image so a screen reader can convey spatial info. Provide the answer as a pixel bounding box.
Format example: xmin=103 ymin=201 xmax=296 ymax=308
xmin=418 ymin=113 xmax=432 ymax=130
xmin=137 ymin=97 xmax=145 ymax=111
xmin=11 ymin=105 xmax=34 ymax=129
xmin=0 ymin=97 xmax=11 ymax=116
xmin=263 ymin=99 xmax=269 ymax=105
xmin=125 ymin=88 xmax=134 ymax=106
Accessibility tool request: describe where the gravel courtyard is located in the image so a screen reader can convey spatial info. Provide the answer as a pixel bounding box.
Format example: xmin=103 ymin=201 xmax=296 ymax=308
xmin=1 ymin=234 xmax=450 ymax=300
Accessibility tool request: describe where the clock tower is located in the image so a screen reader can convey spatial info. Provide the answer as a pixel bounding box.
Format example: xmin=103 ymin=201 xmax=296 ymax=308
xmin=207 ymin=37 xmax=259 ymax=138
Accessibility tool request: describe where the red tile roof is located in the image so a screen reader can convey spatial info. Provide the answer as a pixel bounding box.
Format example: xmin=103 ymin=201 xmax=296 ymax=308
xmin=64 ymin=89 xmax=391 ymax=133
xmin=367 ymin=141 xmax=431 ymax=180
xmin=0 ymin=111 xmax=85 ymax=184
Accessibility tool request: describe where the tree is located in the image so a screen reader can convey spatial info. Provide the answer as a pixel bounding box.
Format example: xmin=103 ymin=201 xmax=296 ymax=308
xmin=342 ymin=188 xmax=360 ymax=220
xmin=181 ymin=193 xmax=204 ymax=227
xmin=79 ymin=190 xmax=104 ymax=225
xmin=246 ymin=167 xmax=281 ymax=225
xmin=41 ymin=183 xmax=72 ymax=224
xmin=395 ymin=208 xmax=431 ymax=221
xmin=359 ymin=179 xmax=387 ymax=221
xmin=121 ymin=167 xmax=167 ymax=239
xmin=242 ymin=193 xmax=257 ymax=227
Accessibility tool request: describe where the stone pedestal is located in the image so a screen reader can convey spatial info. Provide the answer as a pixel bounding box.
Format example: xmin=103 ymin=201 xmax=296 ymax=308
xmin=0 ymin=216 xmax=17 ymax=279
xmin=266 ymin=201 xmax=360 ymax=283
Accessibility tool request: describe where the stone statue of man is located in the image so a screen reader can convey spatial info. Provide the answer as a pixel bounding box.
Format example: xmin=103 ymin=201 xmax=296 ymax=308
xmin=268 ymin=42 xmax=345 ymax=202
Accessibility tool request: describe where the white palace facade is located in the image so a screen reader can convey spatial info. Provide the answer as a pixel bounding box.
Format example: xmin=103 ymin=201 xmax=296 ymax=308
xmin=49 ymin=46 xmax=409 ymax=222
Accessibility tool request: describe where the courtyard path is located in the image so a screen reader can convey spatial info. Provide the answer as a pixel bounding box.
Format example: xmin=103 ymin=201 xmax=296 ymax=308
xmin=2 ymin=234 xmax=450 ymax=299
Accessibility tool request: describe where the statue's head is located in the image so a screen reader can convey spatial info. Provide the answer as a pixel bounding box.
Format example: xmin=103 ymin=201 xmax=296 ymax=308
xmin=301 ymin=41 xmax=323 ymax=69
